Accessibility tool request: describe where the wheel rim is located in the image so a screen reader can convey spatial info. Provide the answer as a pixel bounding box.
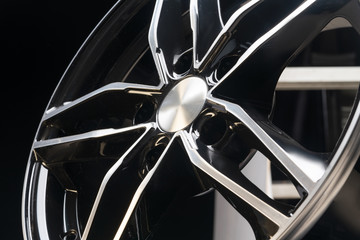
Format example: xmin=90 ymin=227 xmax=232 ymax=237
xmin=22 ymin=0 xmax=360 ymax=239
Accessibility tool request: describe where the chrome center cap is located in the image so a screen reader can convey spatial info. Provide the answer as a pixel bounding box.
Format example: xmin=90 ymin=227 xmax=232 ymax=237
xmin=158 ymin=77 xmax=207 ymax=132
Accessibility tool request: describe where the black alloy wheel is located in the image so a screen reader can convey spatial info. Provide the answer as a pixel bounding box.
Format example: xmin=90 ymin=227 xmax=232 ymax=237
xmin=23 ymin=0 xmax=360 ymax=239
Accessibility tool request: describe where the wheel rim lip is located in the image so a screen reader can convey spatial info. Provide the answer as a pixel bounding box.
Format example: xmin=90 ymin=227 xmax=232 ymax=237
xmin=275 ymin=98 xmax=360 ymax=239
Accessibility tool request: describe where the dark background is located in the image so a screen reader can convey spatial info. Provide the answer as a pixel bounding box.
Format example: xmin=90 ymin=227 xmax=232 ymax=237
xmin=1 ymin=1 xmax=117 ymax=239
xmin=1 ymin=1 xmax=359 ymax=240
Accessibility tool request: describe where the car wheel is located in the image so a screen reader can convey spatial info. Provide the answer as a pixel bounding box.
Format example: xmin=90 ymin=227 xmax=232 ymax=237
xmin=22 ymin=0 xmax=360 ymax=239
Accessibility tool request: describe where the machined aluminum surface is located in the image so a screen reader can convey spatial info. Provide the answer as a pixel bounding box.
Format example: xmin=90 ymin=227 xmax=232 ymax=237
xmin=22 ymin=0 xmax=360 ymax=240
xmin=158 ymin=77 xmax=207 ymax=132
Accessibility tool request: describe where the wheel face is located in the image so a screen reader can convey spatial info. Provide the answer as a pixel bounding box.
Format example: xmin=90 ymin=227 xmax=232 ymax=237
xmin=23 ymin=0 xmax=360 ymax=240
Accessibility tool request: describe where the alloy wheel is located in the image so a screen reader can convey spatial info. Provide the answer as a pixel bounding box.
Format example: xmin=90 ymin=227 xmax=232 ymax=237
xmin=23 ymin=0 xmax=360 ymax=239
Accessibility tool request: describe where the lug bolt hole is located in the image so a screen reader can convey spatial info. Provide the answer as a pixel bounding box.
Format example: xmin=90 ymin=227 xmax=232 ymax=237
xmin=198 ymin=114 xmax=227 ymax=146
xmin=134 ymin=101 xmax=155 ymax=124
xmin=173 ymin=49 xmax=192 ymax=75
xmin=140 ymin=136 xmax=169 ymax=177
xmin=144 ymin=144 xmax=165 ymax=172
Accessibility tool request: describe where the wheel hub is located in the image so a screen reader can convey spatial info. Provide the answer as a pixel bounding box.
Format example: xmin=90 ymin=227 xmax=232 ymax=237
xmin=157 ymin=76 xmax=207 ymax=132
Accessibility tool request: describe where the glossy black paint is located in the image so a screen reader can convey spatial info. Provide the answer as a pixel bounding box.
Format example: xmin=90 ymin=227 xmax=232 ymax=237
xmin=8 ymin=0 xmax=360 ymax=240
xmin=214 ymin=0 xmax=360 ymax=116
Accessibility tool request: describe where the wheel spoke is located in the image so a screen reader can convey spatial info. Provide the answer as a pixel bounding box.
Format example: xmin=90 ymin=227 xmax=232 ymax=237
xmin=24 ymin=1 xmax=360 ymax=239
xmin=209 ymin=96 xmax=327 ymax=192
xmin=190 ymin=0 xmax=224 ymax=68
xmin=44 ymin=82 xmax=161 ymax=121
xmin=209 ymin=0 xmax=351 ymax=114
xmin=192 ymin=0 xmax=261 ymax=71
xmin=149 ymin=0 xmax=191 ymax=82
xmin=38 ymin=82 xmax=159 ymax=141
xmin=33 ymin=124 xmax=154 ymax=166
xmin=113 ymin=134 xmax=202 ymax=240
xmin=179 ymin=131 xmax=289 ymax=236
xmin=79 ymin=124 xmax=157 ymax=240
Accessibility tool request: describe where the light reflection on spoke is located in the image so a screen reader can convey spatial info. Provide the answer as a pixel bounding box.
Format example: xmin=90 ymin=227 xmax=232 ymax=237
xmin=81 ymin=123 xmax=155 ymax=240
xmin=178 ymin=131 xmax=289 ymax=228
xmin=207 ymin=95 xmax=321 ymax=192
xmin=112 ymin=133 xmax=179 ymax=240
xmin=44 ymin=82 xmax=162 ymax=120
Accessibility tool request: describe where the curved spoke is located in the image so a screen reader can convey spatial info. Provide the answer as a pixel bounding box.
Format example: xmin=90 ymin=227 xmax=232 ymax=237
xmin=209 ymin=96 xmax=327 ymax=192
xmin=80 ymin=124 xmax=156 ymax=240
xmin=38 ymin=82 xmax=159 ymax=141
xmin=25 ymin=1 xmax=360 ymax=240
xmin=179 ymin=131 xmax=289 ymax=232
xmin=190 ymin=0 xmax=224 ymax=68
xmin=210 ymin=0 xmax=353 ymax=113
xmin=33 ymin=124 xmax=154 ymax=166
xmin=113 ymin=134 xmax=202 ymax=240
xmin=149 ymin=0 xmax=191 ymax=82
xmin=44 ymin=82 xmax=161 ymax=121
xmin=192 ymin=0 xmax=260 ymax=71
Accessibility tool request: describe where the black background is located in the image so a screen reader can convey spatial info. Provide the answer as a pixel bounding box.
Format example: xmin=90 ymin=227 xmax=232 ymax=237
xmin=1 ymin=1 xmax=117 ymax=239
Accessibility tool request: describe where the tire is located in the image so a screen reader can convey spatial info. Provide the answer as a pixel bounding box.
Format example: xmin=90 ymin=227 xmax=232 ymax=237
xmin=22 ymin=0 xmax=360 ymax=239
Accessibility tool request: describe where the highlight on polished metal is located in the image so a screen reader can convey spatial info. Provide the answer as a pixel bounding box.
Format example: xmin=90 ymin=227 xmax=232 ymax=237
xmin=158 ymin=77 xmax=207 ymax=132
xmin=22 ymin=0 xmax=360 ymax=240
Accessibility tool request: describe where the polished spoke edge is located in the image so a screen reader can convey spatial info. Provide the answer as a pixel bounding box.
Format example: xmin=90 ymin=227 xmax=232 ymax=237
xmin=33 ymin=124 xmax=153 ymax=150
xmin=179 ymin=131 xmax=289 ymax=227
xmin=112 ymin=133 xmax=179 ymax=240
xmin=207 ymin=95 xmax=319 ymax=192
xmin=271 ymin=97 xmax=360 ymax=240
xmin=209 ymin=0 xmax=316 ymax=92
xmin=81 ymin=123 xmax=155 ymax=240
xmin=44 ymin=82 xmax=162 ymax=121
xmin=192 ymin=0 xmax=261 ymax=70
xmin=148 ymin=0 xmax=170 ymax=84
xmin=190 ymin=0 xmax=225 ymax=67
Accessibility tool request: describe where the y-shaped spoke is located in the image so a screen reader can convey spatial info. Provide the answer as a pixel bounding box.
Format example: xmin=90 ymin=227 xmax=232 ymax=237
xmin=190 ymin=0 xmax=224 ymax=68
xmin=33 ymin=124 xmax=155 ymax=192
xmin=112 ymin=134 xmax=203 ymax=240
xmin=33 ymin=124 xmax=154 ymax=166
xmin=210 ymin=0 xmax=354 ymax=114
xmin=38 ymin=82 xmax=159 ymax=141
xmin=191 ymin=0 xmax=260 ymax=71
xmin=208 ymin=96 xmax=327 ymax=192
xmin=80 ymin=124 xmax=156 ymax=240
xmin=149 ymin=0 xmax=191 ymax=82
xmin=179 ymin=131 xmax=289 ymax=238
xmin=44 ymin=82 xmax=161 ymax=121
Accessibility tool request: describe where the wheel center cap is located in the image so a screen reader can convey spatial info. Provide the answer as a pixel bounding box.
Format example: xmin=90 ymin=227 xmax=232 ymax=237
xmin=158 ymin=77 xmax=207 ymax=132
